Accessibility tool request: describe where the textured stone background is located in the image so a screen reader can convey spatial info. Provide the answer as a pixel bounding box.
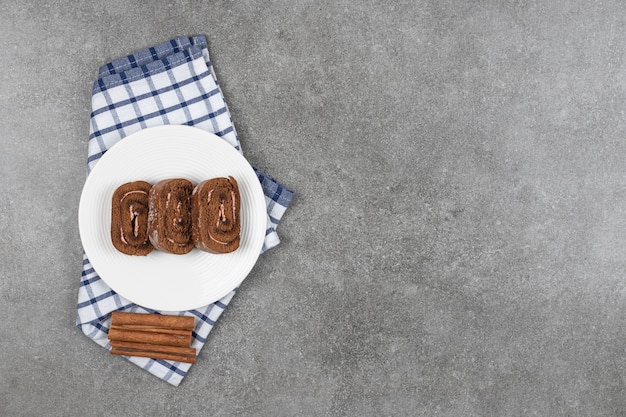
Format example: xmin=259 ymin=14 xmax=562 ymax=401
xmin=1 ymin=1 xmax=624 ymax=416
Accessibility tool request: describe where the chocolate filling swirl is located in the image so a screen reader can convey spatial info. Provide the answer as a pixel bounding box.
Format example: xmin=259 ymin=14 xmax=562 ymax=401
xmin=192 ymin=176 xmax=241 ymax=254
xmin=147 ymin=178 xmax=195 ymax=255
xmin=111 ymin=181 xmax=153 ymax=256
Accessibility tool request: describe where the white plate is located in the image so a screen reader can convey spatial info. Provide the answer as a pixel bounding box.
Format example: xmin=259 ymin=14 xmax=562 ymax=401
xmin=78 ymin=125 xmax=266 ymax=311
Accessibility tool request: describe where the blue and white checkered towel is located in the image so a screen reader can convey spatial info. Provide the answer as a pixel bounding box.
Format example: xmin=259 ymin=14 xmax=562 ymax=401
xmin=76 ymin=35 xmax=294 ymax=386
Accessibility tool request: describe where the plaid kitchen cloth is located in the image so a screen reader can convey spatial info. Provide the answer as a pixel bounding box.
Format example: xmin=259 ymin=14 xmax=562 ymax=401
xmin=76 ymin=35 xmax=294 ymax=386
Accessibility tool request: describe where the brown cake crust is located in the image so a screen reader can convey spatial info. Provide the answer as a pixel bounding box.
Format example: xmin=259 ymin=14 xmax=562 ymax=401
xmin=191 ymin=176 xmax=241 ymax=254
xmin=147 ymin=178 xmax=195 ymax=255
xmin=111 ymin=181 xmax=154 ymax=256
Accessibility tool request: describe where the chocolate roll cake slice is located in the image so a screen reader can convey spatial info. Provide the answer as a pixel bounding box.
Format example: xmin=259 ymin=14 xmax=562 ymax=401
xmin=192 ymin=176 xmax=241 ymax=254
xmin=111 ymin=181 xmax=154 ymax=256
xmin=147 ymin=178 xmax=195 ymax=255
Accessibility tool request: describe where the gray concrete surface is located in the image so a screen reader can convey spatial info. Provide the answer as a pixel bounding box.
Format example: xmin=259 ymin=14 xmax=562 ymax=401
xmin=1 ymin=1 xmax=625 ymax=416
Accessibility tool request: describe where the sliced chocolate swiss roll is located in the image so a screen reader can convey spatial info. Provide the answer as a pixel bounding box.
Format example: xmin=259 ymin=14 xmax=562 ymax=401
xmin=147 ymin=178 xmax=194 ymax=255
xmin=111 ymin=181 xmax=154 ymax=256
xmin=192 ymin=176 xmax=241 ymax=254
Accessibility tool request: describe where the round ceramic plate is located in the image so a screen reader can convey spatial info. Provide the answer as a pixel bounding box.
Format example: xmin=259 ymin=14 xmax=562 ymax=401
xmin=78 ymin=125 xmax=266 ymax=311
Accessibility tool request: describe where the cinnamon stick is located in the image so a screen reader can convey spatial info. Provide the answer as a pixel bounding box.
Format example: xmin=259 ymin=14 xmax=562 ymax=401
xmin=110 ymin=347 xmax=195 ymax=364
xmin=111 ymin=312 xmax=194 ymax=330
xmin=110 ymin=340 xmax=196 ymax=364
xmin=108 ymin=328 xmax=191 ymax=347
xmin=108 ymin=312 xmax=197 ymax=364
xmin=109 ymin=324 xmax=191 ymax=337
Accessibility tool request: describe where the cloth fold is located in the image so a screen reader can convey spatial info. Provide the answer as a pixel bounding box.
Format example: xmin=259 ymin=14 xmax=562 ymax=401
xmin=76 ymin=35 xmax=293 ymax=386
